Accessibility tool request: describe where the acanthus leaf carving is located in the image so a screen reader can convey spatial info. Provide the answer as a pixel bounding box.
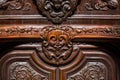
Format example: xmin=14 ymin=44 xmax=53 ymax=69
xmin=9 ymin=62 xmax=48 ymax=80
xmin=85 ymin=0 xmax=118 ymax=11
xmin=0 ymin=0 xmax=31 ymax=10
xmin=68 ymin=62 xmax=106 ymax=80
xmin=35 ymin=0 xmax=80 ymax=24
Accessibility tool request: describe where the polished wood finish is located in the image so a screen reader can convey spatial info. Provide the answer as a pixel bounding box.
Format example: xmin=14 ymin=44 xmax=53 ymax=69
xmin=0 ymin=0 xmax=120 ymax=80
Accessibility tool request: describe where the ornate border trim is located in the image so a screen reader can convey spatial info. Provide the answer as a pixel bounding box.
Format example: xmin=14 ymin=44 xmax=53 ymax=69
xmin=0 ymin=26 xmax=120 ymax=40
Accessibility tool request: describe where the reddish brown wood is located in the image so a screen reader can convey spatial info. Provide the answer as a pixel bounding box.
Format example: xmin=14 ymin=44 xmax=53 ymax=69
xmin=0 ymin=0 xmax=120 ymax=80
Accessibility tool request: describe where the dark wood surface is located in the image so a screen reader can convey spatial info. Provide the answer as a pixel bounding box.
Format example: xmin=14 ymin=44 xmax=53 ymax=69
xmin=0 ymin=0 xmax=120 ymax=80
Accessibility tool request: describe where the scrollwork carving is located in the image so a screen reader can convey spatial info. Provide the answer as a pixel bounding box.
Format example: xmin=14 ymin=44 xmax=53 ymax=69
xmin=9 ymin=62 xmax=48 ymax=80
xmin=0 ymin=0 xmax=31 ymax=10
xmin=38 ymin=26 xmax=80 ymax=66
xmin=35 ymin=0 xmax=80 ymax=24
xmin=0 ymin=26 xmax=120 ymax=38
xmin=85 ymin=0 xmax=118 ymax=11
xmin=68 ymin=62 xmax=106 ymax=80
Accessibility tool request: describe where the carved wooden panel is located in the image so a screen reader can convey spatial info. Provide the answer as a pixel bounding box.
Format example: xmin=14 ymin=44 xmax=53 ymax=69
xmin=0 ymin=42 xmax=118 ymax=80
xmin=0 ymin=0 xmax=120 ymax=80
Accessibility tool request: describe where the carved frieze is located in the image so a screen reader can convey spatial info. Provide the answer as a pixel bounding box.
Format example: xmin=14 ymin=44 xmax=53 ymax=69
xmin=0 ymin=0 xmax=31 ymax=10
xmin=35 ymin=0 xmax=80 ymax=24
xmin=85 ymin=0 xmax=118 ymax=11
xmin=0 ymin=26 xmax=120 ymax=38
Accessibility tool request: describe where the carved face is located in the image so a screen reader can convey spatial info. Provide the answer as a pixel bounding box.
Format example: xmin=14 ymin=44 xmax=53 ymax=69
xmin=42 ymin=30 xmax=73 ymax=65
xmin=36 ymin=0 xmax=79 ymax=24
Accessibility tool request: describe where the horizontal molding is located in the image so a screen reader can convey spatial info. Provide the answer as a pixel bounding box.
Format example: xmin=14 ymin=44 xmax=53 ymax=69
xmin=0 ymin=26 xmax=120 ymax=41
xmin=0 ymin=15 xmax=120 ymax=20
xmin=70 ymin=15 xmax=120 ymax=19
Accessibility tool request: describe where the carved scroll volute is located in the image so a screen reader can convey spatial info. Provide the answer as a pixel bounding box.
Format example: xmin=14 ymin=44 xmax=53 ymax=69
xmin=35 ymin=0 xmax=80 ymax=24
xmin=39 ymin=26 xmax=80 ymax=66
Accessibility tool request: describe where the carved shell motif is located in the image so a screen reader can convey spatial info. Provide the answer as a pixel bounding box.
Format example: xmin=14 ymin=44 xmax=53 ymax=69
xmin=35 ymin=0 xmax=80 ymax=24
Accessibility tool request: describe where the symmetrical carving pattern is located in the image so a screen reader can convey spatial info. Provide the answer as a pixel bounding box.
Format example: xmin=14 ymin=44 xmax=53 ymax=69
xmin=9 ymin=62 xmax=48 ymax=80
xmin=0 ymin=0 xmax=31 ymax=10
xmin=35 ymin=0 xmax=80 ymax=24
xmin=0 ymin=26 xmax=120 ymax=38
xmin=38 ymin=26 xmax=80 ymax=65
xmin=68 ymin=62 xmax=106 ymax=80
xmin=85 ymin=0 xmax=118 ymax=11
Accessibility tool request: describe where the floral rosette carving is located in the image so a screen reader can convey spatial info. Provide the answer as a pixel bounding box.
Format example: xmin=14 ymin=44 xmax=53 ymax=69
xmin=38 ymin=26 xmax=80 ymax=66
xmin=35 ymin=0 xmax=80 ymax=24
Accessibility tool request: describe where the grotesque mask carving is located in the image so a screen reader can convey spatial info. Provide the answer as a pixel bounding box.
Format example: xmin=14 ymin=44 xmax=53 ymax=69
xmin=38 ymin=26 xmax=80 ymax=66
xmin=35 ymin=0 xmax=80 ymax=24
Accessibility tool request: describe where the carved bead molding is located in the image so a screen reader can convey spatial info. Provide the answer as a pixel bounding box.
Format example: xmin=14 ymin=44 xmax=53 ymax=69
xmin=35 ymin=0 xmax=80 ymax=24
xmin=0 ymin=0 xmax=31 ymax=10
xmin=9 ymin=62 xmax=48 ymax=80
xmin=85 ymin=0 xmax=118 ymax=11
